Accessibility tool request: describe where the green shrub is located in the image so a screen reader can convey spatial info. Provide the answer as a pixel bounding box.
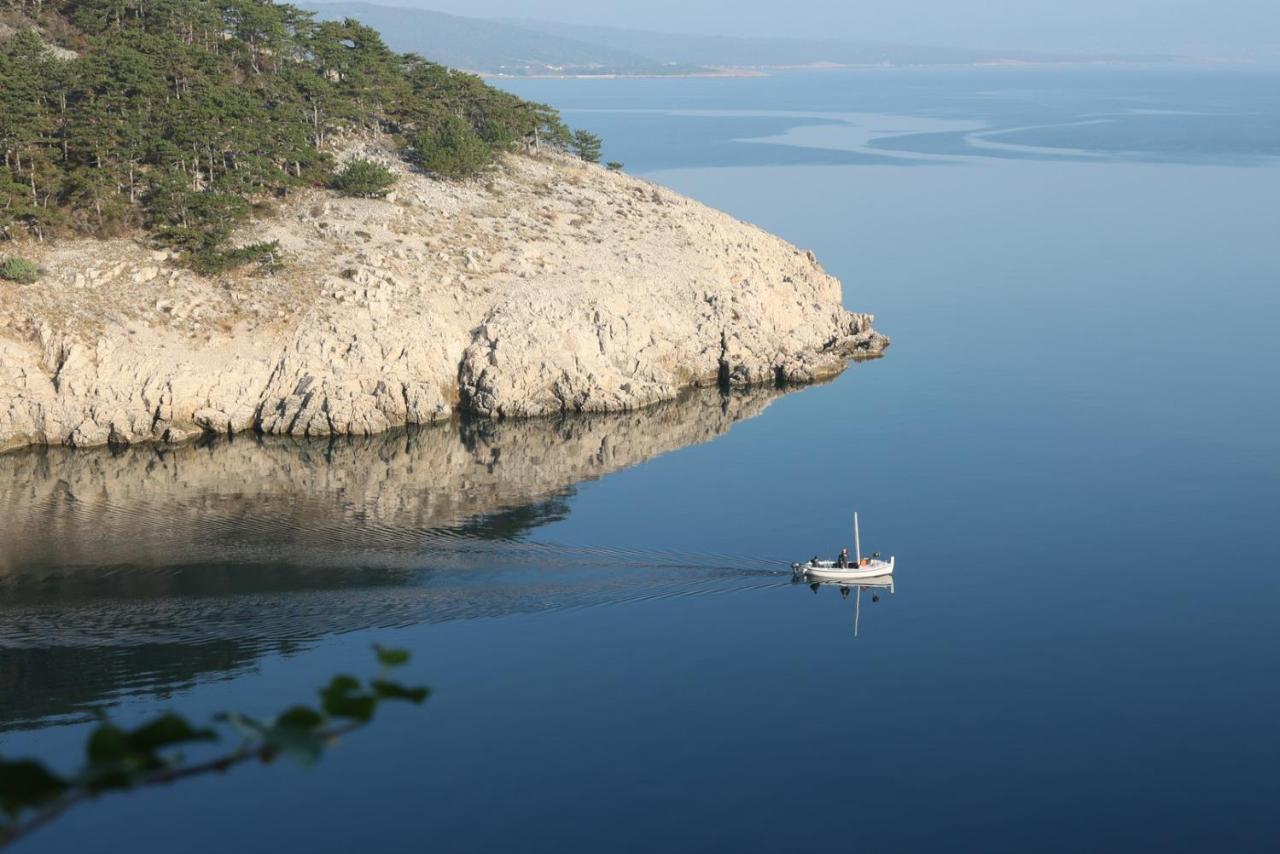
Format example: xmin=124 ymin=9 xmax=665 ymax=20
xmin=189 ymin=242 xmax=283 ymax=276
xmin=330 ymin=159 xmax=398 ymax=198
xmin=605 ymin=161 xmax=624 ymax=172
xmin=412 ymin=117 xmax=495 ymax=179
xmin=0 ymin=256 xmax=39 ymax=284
xmin=146 ymin=182 xmax=253 ymax=255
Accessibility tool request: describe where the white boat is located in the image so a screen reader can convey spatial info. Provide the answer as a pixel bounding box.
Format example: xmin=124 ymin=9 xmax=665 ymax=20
xmin=792 ymin=511 xmax=895 ymax=580
xmin=800 ymin=557 xmax=894 ymax=580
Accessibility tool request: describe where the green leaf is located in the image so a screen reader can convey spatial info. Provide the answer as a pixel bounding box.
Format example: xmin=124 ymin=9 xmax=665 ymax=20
xmin=78 ymin=715 xmax=216 ymax=791
xmin=320 ymin=676 xmax=377 ymax=723
xmin=373 ymin=645 xmax=411 ymax=668
xmin=275 ymin=706 xmax=324 ymax=730
xmin=326 ymin=675 xmax=360 ymax=694
xmin=86 ymin=724 xmax=133 ymax=765
xmin=371 ymin=680 xmax=430 ymax=704
xmin=0 ymin=760 xmax=68 ymax=817
xmin=82 ymin=728 xmax=153 ymax=791
xmin=321 ymin=692 xmax=377 ymax=723
xmin=262 ymin=725 xmax=326 ymax=768
xmin=128 ymin=714 xmax=217 ymax=753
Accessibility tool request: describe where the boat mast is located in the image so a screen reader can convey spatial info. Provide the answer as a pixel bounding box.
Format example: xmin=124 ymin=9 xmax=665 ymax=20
xmin=854 ymin=511 xmax=861 ymax=564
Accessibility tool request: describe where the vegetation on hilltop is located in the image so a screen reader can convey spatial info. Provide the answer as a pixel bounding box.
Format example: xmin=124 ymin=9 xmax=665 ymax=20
xmin=0 ymin=0 xmax=579 ymax=269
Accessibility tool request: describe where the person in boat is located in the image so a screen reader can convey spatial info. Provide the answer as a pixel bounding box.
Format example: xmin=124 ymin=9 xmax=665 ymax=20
xmin=836 ymin=548 xmax=850 ymax=568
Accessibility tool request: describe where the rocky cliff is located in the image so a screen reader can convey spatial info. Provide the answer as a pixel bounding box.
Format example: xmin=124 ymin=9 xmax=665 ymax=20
xmin=0 ymin=149 xmax=886 ymax=453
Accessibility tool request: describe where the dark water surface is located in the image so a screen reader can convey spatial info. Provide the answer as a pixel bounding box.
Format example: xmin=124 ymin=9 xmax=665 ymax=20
xmin=3 ymin=70 xmax=1279 ymax=852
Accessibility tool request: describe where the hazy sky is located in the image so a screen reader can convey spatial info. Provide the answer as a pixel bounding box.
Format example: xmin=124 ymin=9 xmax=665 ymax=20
xmin=373 ymin=0 xmax=1280 ymax=57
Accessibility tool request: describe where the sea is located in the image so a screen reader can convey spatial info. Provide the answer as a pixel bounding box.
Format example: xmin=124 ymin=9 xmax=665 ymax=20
xmin=2 ymin=68 xmax=1278 ymax=852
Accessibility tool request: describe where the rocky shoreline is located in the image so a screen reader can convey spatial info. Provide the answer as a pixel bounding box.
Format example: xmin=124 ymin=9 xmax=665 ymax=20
xmin=0 ymin=149 xmax=887 ymax=454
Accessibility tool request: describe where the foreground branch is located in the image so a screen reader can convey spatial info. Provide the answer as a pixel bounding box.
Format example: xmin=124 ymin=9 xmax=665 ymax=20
xmin=0 ymin=646 xmax=428 ymax=849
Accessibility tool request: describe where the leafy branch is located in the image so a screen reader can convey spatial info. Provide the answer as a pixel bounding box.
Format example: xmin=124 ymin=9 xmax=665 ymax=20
xmin=0 ymin=645 xmax=428 ymax=850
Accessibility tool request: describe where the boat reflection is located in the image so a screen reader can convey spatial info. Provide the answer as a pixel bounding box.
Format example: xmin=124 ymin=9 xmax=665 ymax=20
xmin=796 ymin=574 xmax=895 ymax=637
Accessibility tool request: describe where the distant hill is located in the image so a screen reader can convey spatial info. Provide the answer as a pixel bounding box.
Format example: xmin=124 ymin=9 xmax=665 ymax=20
xmin=300 ymin=2 xmax=708 ymax=75
xmin=504 ymin=19 xmax=1164 ymax=69
xmin=303 ymin=3 xmax=1178 ymax=75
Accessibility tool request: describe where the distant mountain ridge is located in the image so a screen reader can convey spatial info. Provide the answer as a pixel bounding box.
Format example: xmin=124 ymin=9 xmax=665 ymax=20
xmin=502 ymin=19 xmax=1127 ymax=68
xmin=304 ymin=2 xmax=1179 ymax=75
xmin=300 ymin=2 xmax=708 ymax=75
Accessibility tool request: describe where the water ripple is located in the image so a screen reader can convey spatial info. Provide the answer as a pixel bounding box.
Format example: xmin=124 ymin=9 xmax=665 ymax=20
xmin=0 ymin=387 xmax=798 ymax=732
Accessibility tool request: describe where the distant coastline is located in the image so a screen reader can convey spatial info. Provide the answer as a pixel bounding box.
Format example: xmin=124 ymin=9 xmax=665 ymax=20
xmin=478 ymin=67 xmax=768 ymax=80
xmin=301 ymin=3 xmax=1213 ymax=79
xmin=478 ymin=58 xmax=1232 ymax=80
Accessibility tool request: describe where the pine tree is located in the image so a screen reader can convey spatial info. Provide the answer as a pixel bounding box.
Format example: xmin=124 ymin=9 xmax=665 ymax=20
xmin=0 ymin=0 xmax=598 ymax=262
xmin=570 ymin=130 xmax=603 ymax=163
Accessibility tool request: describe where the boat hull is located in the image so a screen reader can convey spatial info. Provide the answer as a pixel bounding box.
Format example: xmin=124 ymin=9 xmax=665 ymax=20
xmin=798 ymin=556 xmax=895 ymax=580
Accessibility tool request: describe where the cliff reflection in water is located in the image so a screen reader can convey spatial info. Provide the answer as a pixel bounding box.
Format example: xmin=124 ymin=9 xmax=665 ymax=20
xmin=0 ymin=387 xmax=789 ymax=732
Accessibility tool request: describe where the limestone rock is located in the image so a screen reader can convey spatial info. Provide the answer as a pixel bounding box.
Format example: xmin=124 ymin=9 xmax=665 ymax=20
xmin=0 ymin=148 xmax=888 ymax=453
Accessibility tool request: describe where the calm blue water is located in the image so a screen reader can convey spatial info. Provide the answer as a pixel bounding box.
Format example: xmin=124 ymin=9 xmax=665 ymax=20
xmin=3 ymin=70 xmax=1279 ymax=852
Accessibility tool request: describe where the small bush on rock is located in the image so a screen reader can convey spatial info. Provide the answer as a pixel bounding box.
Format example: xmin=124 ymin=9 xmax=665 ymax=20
xmin=190 ymin=242 xmax=284 ymax=276
xmin=412 ymin=117 xmax=494 ymax=179
xmin=0 ymin=256 xmax=39 ymax=284
xmin=331 ymin=160 xmax=398 ymax=198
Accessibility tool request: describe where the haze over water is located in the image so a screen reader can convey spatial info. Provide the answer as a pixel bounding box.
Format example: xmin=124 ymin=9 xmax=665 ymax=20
xmin=4 ymin=69 xmax=1279 ymax=852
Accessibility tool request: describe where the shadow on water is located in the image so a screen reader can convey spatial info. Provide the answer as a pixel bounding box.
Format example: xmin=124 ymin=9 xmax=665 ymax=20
xmin=0 ymin=386 xmax=796 ymax=732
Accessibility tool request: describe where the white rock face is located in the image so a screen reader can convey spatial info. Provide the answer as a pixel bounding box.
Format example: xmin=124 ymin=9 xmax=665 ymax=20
xmin=0 ymin=150 xmax=887 ymax=453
